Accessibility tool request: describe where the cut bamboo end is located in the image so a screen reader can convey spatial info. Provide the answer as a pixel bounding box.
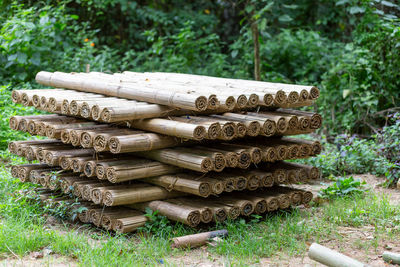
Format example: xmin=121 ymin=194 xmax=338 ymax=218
xmin=286 ymin=91 xmax=299 ymax=104
xmin=263 ymin=94 xmax=274 ymax=106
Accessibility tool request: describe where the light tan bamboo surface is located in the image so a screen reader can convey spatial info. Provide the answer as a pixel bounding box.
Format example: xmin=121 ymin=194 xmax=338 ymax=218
xmin=112 ymin=72 xmax=260 ymax=109
xmin=104 ymin=158 xmax=180 ymax=183
xmin=102 ymin=183 xmax=185 ymax=206
xmin=122 ymin=71 xmax=320 ymax=104
xmin=136 ymin=148 xmax=214 ymax=173
xmin=36 ymin=71 xmax=210 ymax=111
xmin=142 ymin=173 xmax=212 ymax=197
xmin=129 ymin=118 xmax=207 ymax=140
xmin=166 ymin=198 xmax=213 ymax=223
xmin=172 ymin=116 xmax=237 ymax=140
xmin=130 ymin=200 xmax=201 ymax=227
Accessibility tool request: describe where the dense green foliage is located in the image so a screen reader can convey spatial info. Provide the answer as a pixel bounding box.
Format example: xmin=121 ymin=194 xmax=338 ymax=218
xmin=299 ymin=114 xmax=400 ymax=183
xmin=0 ymin=0 xmax=399 ymax=135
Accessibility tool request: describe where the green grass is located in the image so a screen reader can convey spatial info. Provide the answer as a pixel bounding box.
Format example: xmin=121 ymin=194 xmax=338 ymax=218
xmin=1 ymin=155 xmax=400 ymax=266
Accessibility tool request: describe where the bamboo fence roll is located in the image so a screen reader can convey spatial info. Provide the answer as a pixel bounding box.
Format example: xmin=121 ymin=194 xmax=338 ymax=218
xmin=220 ymin=113 xmax=277 ymax=137
xmin=174 ymin=198 xmax=229 ymax=222
xmin=108 ymin=133 xmax=184 ymax=154
xmin=273 ymin=186 xmax=303 ymax=206
xmin=210 ymin=114 xmax=261 ymax=137
xmin=201 ymin=147 xmax=239 ymax=168
xmin=201 ymin=200 xmax=240 ymax=220
xmin=276 ymin=108 xmax=322 ymax=129
xmin=137 ymin=148 xmax=213 ymax=173
xmin=214 ymin=196 xmax=254 ymax=216
xmin=143 ymin=174 xmax=212 ymax=197
xmin=176 ymin=116 xmax=237 ymax=140
xmin=296 ymin=188 xmax=313 ymax=204
xmin=36 ymin=71 xmax=210 ymax=111
xmin=223 ymin=143 xmax=263 ymax=164
xmin=129 ymin=118 xmax=207 ymax=140
xmin=282 ymin=137 xmax=322 ymax=156
xmin=203 ymin=145 xmax=252 ymax=169
xmin=171 ymin=116 xmax=221 ymax=140
xmin=166 ymin=199 xmax=213 ymax=223
xmin=102 ymin=184 xmax=184 ymax=206
xmin=283 ymin=162 xmax=320 ymax=180
xmin=113 ymin=215 xmax=148 ymax=233
xmin=101 ymin=209 xmax=144 ymax=230
xmin=29 ymin=168 xmax=62 ymax=184
xmin=105 ymin=160 xmax=179 ymax=183
xmin=89 ymin=128 xmax=139 ymax=151
xmin=11 ymin=164 xmax=41 ymax=181
xmin=232 ymin=194 xmax=267 ymax=214
xmin=9 ymin=115 xmax=59 ymax=131
xmin=123 ymin=71 xmax=307 ymax=107
xmin=90 ymin=185 xmax=129 ymax=204
xmin=131 ymin=200 xmax=201 ymax=227
xmin=48 ymin=173 xmax=81 ymax=191
xmin=260 ymin=190 xmax=291 ymax=209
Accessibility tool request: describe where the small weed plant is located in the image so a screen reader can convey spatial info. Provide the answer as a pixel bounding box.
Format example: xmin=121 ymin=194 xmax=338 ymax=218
xmin=319 ymin=176 xmax=369 ymax=199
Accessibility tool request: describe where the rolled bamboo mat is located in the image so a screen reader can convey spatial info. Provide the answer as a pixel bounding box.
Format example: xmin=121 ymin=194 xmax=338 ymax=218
xmin=213 ymin=196 xmax=254 ymax=216
xmin=212 ymin=143 xmax=263 ymax=164
xmin=173 ymin=116 xmax=237 ymax=140
xmin=8 ymin=139 xmax=61 ymax=155
xmin=254 ymin=189 xmax=291 ymax=209
xmin=276 ymin=108 xmax=322 ymax=130
xmin=129 ymin=118 xmax=207 ymax=140
xmin=273 ymin=186 xmax=303 ymax=206
xmin=29 ymin=168 xmax=62 ymax=184
xmin=36 ymin=71 xmax=210 ymax=112
xmin=123 ymin=71 xmax=320 ymax=105
xmin=105 ymin=159 xmax=179 ymax=183
xmin=199 ymin=145 xmax=252 ymax=169
xmin=11 ymin=163 xmax=49 ymax=182
xmin=131 ymin=200 xmax=201 ymax=227
xmin=136 ymin=148 xmax=214 ymax=173
xmin=86 ymin=128 xmax=141 ymax=151
xmin=166 ymin=198 xmax=213 ymax=223
xmin=108 ymin=133 xmax=186 ymax=154
xmin=231 ymin=194 xmax=268 ymax=214
xmin=219 ymin=113 xmax=277 ymax=137
xmin=171 ymin=116 xmax=221 ymax=140
xmin=113 ymin=215 xmax=148 ymax=233
xmin=102 ymin=184 xmax=185 ymax=206
xmin=200 ymin=147 xmax=239 ymax=168
xmin=168 ymin=197 xmax=230 ymax=222
xmin=210 ymin=114 xmax=261 ymax=137
xmin=143 ymin=174 xmax=212 ymax=197
xmin=101 ymin=209 xmax=144 ymax=230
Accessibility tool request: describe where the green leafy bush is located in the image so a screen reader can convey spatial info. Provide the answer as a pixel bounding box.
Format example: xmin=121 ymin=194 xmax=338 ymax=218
xmin=319 ymin=176 xmax=368 ymax=199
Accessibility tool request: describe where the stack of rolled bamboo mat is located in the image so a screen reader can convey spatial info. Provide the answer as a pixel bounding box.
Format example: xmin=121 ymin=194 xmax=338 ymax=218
xmin=8 ymin=71 xmax=322 ymax=233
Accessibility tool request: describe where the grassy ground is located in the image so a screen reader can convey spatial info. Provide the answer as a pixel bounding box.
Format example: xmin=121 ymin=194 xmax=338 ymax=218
xmin=0 ymin=157 xmax=400 ymax=266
